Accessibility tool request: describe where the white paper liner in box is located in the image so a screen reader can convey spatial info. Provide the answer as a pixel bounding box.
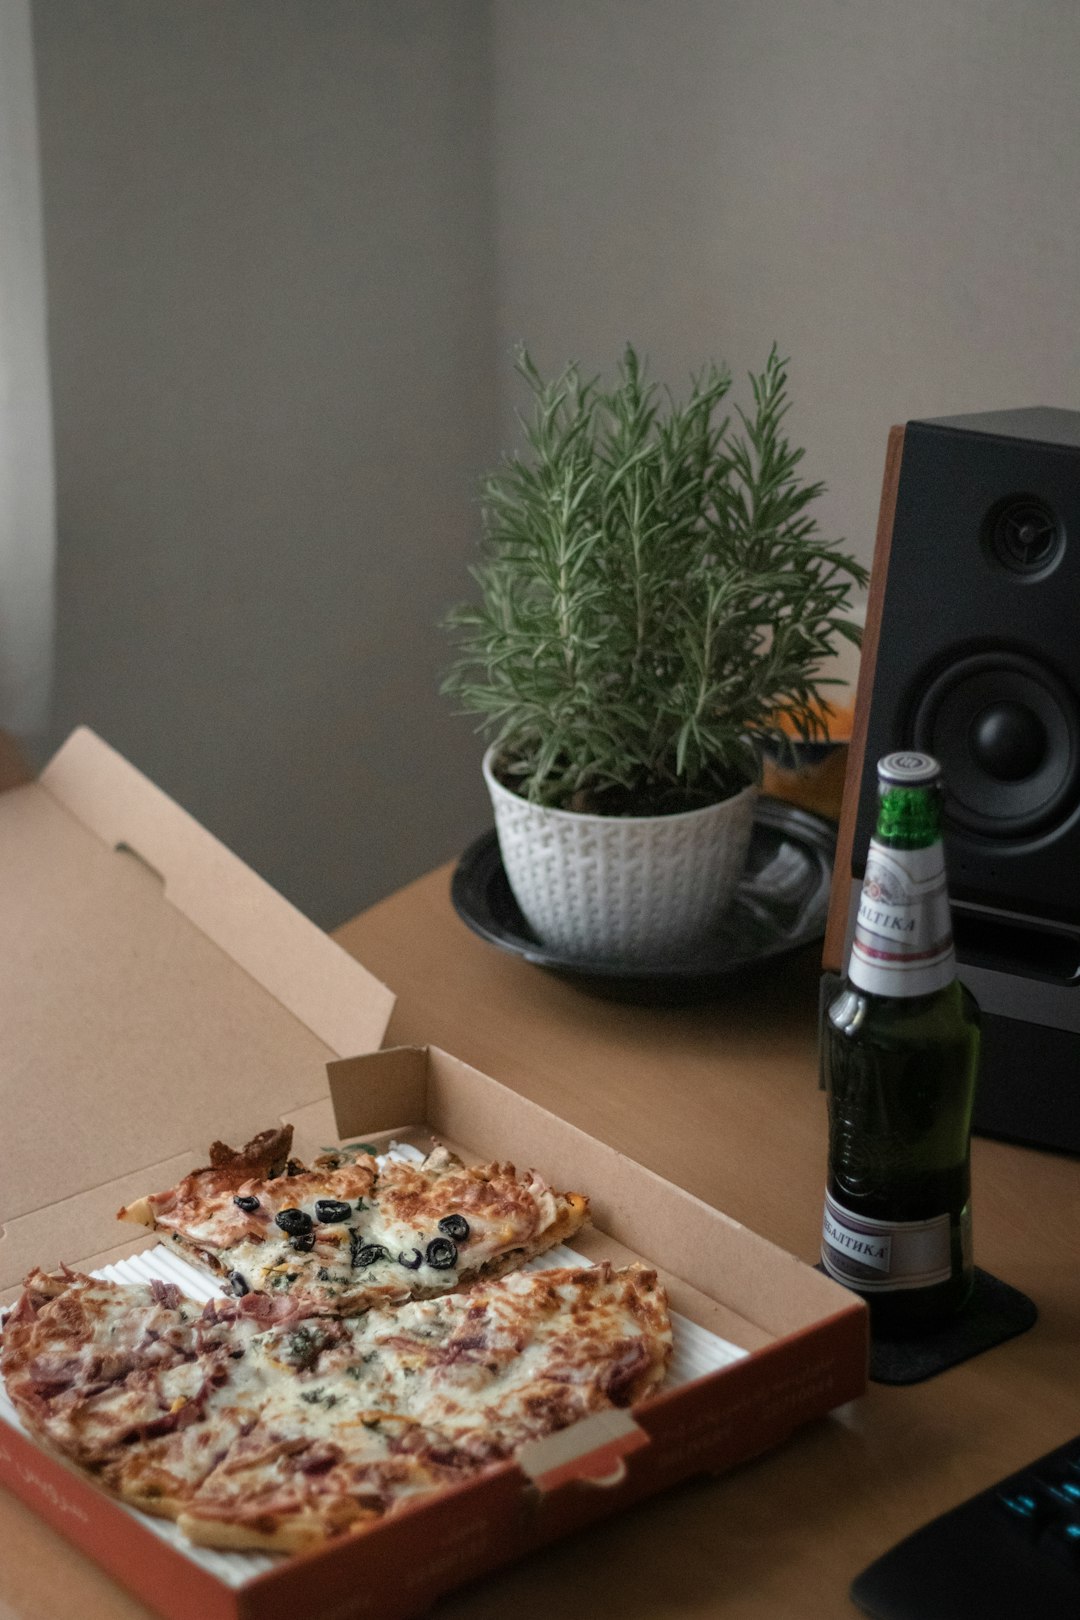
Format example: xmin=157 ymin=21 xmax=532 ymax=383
xmin=0 ymin=1144 xmax=746 ymax=1585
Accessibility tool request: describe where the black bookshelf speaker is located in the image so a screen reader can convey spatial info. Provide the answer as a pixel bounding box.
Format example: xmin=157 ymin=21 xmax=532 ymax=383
xmin=825 ymin=407 xmax=1080 ymax=1153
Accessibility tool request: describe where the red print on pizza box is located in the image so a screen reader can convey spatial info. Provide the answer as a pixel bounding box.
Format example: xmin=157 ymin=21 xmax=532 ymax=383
xmin=0 ymin=730 xmax=868 ymax=1620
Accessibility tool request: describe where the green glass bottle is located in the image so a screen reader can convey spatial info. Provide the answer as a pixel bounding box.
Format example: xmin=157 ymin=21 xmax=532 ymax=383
xmin=820 ymin=752 xmax=981 ymax=1337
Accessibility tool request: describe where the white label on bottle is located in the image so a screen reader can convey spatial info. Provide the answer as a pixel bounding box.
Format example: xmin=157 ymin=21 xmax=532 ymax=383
xmin=820 ymin=1191 xmax=954 ymax=1291
xmin=822 ymin=1204 xmax=891 ymax=1272
xmin=847 ymin=840 xmax=957 ymax=999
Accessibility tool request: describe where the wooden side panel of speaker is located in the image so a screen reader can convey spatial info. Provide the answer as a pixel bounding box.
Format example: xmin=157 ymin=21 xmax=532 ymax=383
xmin=822 ymin=424 xmax=906 ymax=972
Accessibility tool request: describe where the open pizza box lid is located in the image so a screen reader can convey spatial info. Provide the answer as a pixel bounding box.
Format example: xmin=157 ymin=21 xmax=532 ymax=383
xmin=0 ymin=727 xmax=396 ymax=1296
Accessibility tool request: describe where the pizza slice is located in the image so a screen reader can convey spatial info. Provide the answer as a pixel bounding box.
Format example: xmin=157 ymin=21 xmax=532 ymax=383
xmin=175 ymin=1261 xmax=671 ymax=1552
xmin=0 ymin=1267 xmax=254 ymax=1515
xmin=356 ymin=1261 xmax=674 ymax=1452
xmin=1 ymin=1268 xmax=312 ymax=1517
xmin=117 ymin=1131 xmax=589 ymax=1315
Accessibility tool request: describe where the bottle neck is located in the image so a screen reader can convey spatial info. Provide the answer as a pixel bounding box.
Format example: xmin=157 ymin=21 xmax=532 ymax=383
xmin=848 ymin=784 xmax=956 ymax=998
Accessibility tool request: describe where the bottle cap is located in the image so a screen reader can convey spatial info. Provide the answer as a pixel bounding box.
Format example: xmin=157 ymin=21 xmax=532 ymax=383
xmin=877 ymin=751 xmax=941 ymax=786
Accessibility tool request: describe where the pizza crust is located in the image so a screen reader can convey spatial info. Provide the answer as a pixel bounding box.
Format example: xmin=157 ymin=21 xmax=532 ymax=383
xmin=115 ymin=1490 xmax=194 ymax=1522
xmin=176 ymin=1507 xmax=375 ymax=1553
xmin=116 ymin=1195 xmax=155 ymax=1229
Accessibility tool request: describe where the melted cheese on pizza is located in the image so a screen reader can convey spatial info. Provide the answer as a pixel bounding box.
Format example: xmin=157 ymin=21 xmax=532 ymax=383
xmin=1 ymin=1270 xmax=233 ymax=1471
xmin=256 ymin=1262 xmax=673 ymax=1454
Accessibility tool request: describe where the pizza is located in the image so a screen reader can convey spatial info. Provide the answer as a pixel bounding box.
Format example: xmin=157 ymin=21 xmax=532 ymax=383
xmin=117 ymin=1129 xmax=589 ymax=1316
xmin=2 ymin=1259 xmax=672 ymax=1552
xmin=0 ymin=1269 xmax=273 ymax=1520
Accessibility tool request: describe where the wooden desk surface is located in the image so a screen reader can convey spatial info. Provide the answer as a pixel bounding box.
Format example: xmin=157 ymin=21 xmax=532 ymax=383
xmin=3 ymin=864 xmax=1080 ymax=1620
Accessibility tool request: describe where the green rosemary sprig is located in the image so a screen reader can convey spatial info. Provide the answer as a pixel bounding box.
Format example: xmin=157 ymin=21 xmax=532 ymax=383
xmin=442 ymin=343 xmax=867 ymax=814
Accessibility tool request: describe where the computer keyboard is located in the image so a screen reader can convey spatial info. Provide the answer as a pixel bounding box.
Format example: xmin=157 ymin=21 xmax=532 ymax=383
xmin=851 ymin=1433 xmax=1080 ymax=1619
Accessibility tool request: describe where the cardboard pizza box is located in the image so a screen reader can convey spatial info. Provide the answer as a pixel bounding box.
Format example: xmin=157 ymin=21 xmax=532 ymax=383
xmin=0 ymin=729 xmax=868 ymax=1620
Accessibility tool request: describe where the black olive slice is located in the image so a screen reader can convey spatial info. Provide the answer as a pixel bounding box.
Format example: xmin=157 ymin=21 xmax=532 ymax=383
xmin=291 ymin=1233 xmax=316 ymax=1253
xmin=314 ymin=1199 xmax=352 ymax=1224
xmin=425 ymin=1237 xmax=458 ymax=1271
xmin=233 ymin=1195 xmax=260 ymax=1213
xmin=398 ymin=1248 xmax=423 ymax=1270
xmin=437 ymin=1214 xmax=470 ymax=1243
xmin=228 ymin=1271 xmax=249 ymax=1296
xmin=275 ymin=1207 xmax=313 ymax=1236
xmin=350 ymin=1233 xmax=389 ymax=1269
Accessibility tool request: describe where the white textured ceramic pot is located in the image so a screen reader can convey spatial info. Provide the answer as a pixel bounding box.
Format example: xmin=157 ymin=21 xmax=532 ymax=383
xmin=483 ymin=747 xmax=759 ymax=964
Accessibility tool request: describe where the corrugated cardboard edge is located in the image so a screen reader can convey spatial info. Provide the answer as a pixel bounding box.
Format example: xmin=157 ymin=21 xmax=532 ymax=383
xmin=38 ymin=727 xmax=395 ymax=1058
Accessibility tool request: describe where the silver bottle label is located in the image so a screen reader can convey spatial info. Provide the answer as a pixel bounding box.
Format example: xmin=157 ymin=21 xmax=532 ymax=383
xmin=821 ymin=1190 xmax=963 ymax=1291
xmin=848 ymin=840 xmax=956 ymax=998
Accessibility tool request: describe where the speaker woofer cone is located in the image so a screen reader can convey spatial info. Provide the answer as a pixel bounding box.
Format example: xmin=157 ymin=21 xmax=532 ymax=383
xmin=911 ymin=652 xmax=1080 ymax=838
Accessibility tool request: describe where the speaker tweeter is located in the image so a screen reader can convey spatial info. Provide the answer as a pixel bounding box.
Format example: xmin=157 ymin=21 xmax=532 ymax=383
xmin=983 ymin=494 xmax=1064 ymax=579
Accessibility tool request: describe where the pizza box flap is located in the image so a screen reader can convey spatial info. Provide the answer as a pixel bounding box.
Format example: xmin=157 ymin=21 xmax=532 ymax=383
xmin=0 ymin=727 xmax=395 ymax=1291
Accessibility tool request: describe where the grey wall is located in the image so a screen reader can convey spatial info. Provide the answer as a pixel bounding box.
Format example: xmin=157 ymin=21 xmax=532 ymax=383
xmin=29 ymin=1 xmax=1080 ymax=927
xmin=492 ymin=0 xmax=1080 ymax=573
xmin=32 ymin=1 xmax=495 ymax=929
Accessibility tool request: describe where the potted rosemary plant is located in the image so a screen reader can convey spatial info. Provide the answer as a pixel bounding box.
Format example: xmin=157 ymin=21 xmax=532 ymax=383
xmin=443 ymin=345 xmax=866 ymax=963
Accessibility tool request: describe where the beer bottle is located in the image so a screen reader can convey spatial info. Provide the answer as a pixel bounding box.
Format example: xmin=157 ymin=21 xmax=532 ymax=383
xmin=820 ymin=752 xmax=980 ymax=1336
